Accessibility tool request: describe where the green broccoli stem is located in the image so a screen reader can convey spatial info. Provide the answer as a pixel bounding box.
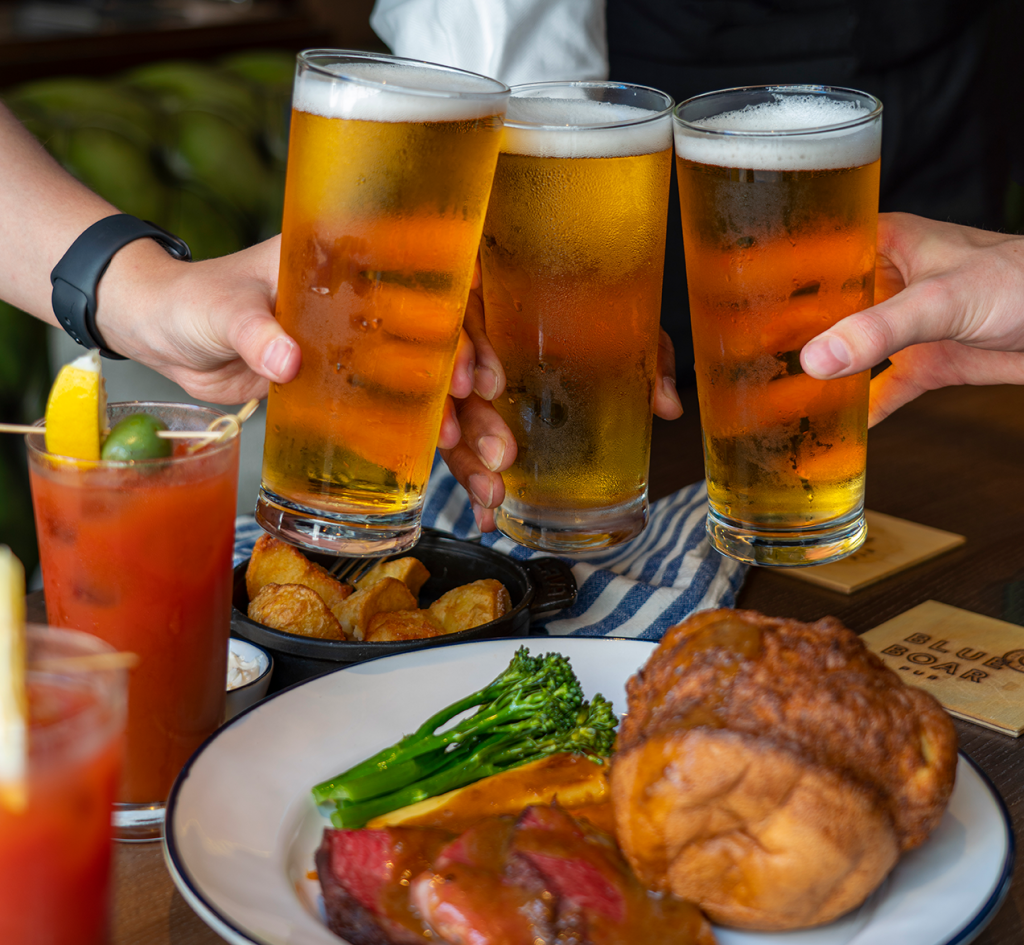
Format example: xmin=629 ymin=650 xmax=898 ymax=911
xmin=328 ymin=698 xmax=619 ymax=828
xmin=312 ymin=689 xmax=567 ymax=806
xmin=311 ymin=649 xmax=613 ymax=818
xmin=316 ymin=747 xmax=452 ymax=805
xmin=329 ymin=732 xmax=533 ymax=829
xmin=312 ymin=649 xmax=556 ymax=799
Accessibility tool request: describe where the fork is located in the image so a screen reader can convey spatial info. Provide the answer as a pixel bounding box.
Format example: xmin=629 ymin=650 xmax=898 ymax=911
xmin=328 ymin=556 xmax=386 ymax=586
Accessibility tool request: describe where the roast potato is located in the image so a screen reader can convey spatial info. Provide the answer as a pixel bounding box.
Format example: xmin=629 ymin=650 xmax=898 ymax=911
xmin=248 ymin=583 xmax=346 ymax=641
xmin=335 ymin=577 xmax=419 ymax=641
xmin=365 ymin=609 xmax=447 ymax=642
xmin=246 ymin=534 xmax=353 ymax=619
xmin=355 ymin=557 xmax=431 ymax=597
xmin=428 ymin=579 xmax=511 ymax=634
xmin=244 ymin=540 xmax=512 ymax=644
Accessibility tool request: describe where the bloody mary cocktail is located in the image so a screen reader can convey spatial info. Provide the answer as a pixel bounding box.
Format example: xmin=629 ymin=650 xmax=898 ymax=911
xmin=27 ymin=403 xmax=239 ymax=839
xmin=0 ymin=625 xmax=127 ymax=944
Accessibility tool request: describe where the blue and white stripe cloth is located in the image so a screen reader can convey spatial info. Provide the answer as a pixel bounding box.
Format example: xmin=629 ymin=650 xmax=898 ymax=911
xmin=233 ymin=466 xmax=747 ymax=642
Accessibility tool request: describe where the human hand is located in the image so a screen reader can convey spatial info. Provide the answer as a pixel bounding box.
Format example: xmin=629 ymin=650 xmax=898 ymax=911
xmin=438 ymin=264 xmax=684 ymax=532
xmin=97 ymin=234 xmax=301 ymax=404
xmin=437 ymin=270 xmax=516 ymax=532
xmin=800 ymin=213 xmax=1024 ymax=426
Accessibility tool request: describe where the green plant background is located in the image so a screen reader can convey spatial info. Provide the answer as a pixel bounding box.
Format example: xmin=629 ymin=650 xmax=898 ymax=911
xmin=0 ymin=50 xmax=294 ymax=574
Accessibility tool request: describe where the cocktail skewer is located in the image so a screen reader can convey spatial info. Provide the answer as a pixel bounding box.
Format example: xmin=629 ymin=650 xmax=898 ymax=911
xmin=186 ymin=397 xmax=259 ymax=453
xmin=0 ymin=398 xmax=261 ymax=443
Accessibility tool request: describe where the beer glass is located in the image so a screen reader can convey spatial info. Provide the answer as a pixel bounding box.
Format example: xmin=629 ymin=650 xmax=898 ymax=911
xmin=482 ymin=81 xmax=674 ymax=553
xmin=674 ymin=86 xmax=882 ymax=566
xmin=257 ymin=50 xmax=510 ymax=556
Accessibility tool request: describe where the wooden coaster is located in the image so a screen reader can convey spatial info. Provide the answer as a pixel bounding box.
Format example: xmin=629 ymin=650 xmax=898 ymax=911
xmin=782 ymin=510 xmax=965 ymax=593
xmin=861 ymin=601 xmax=1024 ymax=736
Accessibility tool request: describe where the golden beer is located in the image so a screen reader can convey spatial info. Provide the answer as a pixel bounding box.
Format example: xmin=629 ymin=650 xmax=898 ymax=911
xmin=481 ymin=84 xmax=673 ymax=552
xmin=257 ymin=52 xmax=508 ymax=554
xmin=674 ymin=86 xmax=882 ymax=566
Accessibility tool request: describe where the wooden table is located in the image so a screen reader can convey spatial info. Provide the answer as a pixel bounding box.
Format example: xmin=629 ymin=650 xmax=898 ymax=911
xmin=92 ymin=382 xmax=1024 ymax=943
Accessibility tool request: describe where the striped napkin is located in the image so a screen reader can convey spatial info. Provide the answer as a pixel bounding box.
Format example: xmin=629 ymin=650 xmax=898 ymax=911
xmin=233 ymin=466 xmax=746 ymax=642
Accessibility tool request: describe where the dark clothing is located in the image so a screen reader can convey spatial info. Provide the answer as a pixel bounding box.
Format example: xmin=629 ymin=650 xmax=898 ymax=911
xmin=605 ymin=0 xmax=1006 ymax=381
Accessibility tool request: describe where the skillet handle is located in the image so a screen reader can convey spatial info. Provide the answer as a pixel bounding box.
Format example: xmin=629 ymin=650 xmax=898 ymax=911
xmin=524 ymin=557 xmax=577 ymax=618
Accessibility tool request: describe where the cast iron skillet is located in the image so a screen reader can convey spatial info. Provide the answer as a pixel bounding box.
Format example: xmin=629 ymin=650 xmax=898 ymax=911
xmin=231 ymin=530 xmax=577 ymax=692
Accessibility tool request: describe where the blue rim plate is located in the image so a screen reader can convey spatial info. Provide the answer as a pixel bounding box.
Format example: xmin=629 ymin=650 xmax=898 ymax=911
xmin=163 ymin=637 xmax=1015 ymax=945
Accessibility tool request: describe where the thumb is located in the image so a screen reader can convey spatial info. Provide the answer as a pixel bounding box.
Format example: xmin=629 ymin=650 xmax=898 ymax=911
xmin=226 ymin=308 xmax=302 ymax=384
xmin=800 ymin=283 xmax=946 ymax=379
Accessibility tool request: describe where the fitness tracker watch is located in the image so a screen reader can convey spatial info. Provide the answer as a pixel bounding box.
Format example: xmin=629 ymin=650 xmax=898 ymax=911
xmin=50 ymin=214 xmax=192 ymax=360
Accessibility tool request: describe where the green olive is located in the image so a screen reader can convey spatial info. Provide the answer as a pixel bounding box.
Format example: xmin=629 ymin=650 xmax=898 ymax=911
xmin=100 ymin=413 xmax=173 ymax=461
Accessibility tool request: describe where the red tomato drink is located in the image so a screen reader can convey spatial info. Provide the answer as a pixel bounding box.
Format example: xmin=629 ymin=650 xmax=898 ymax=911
xmin=0 ymin=626 xmax=127 ymax=945
xmin=27 ymin=403 xmax=239 ymax=839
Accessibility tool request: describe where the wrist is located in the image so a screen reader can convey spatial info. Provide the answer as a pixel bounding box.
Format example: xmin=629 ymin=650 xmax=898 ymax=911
xmin=51 ymin=214 xmax=190 ymax=359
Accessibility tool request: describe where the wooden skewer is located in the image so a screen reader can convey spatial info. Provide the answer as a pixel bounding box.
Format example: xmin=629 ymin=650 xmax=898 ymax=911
xmin=1 ymin=398 xmax=261 ymax=443
xmin=31 ymin=651 xmax=140 ymax=673
xmin=187 ymin=397 xmax=261 ymax=454
xmin=155 ymin=430 xmax=224 ymax=441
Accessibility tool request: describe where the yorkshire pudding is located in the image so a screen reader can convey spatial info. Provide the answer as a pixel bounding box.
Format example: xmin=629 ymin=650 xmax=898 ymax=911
xmin=611 ymin=608 xmax=958 ymax=931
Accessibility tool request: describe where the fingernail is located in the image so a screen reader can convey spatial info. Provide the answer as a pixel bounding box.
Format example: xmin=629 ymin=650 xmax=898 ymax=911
xmin=802 ymin=335 xmax=851 ymax=377
xmin=262 ymin=338 xmax=294 ymax=379
xmin=661 ymin=375 xmax=682 ymax=412
xmin=471 ymin=502 xmax=485 ymax=532
xmin=477 ymin=435 xmax=505 ymax=472
xmin=468 ymin=473 xmax=493 ymax=507
xmin=474 ymin=366 xmax=500 ymax=401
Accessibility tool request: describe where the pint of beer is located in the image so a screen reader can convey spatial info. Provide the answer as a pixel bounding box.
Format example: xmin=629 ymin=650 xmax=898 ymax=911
xmin=257 ymin=51 xmax=509 ymax=555
xmin=481 ymin=82 xmax=674 ymax=553
xmin=674 ymin=86 xmax=883 ymax=566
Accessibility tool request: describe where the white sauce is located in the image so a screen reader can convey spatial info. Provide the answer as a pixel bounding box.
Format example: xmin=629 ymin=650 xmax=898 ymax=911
xmin=227 ymin=649 xmax=262 ymax=690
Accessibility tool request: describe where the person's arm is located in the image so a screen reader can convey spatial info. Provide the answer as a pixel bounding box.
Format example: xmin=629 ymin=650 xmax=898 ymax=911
xmin=800 ymin=213 xmax=1024 ymax=426
xmin=0 ymin=103 xmax=300 ymax=403
xmin=0 ymin=101 xmax=517 ymax=522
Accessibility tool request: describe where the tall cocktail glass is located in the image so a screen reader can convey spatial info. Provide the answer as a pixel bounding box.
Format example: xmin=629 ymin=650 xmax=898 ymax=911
xmin=481 ymin=81 xmax=674 ymax=553
xmin=27 ymin=402 xmax=239 ymax=839
xmin=674 ymin=86 xmax=882 ymax=566
xmin=256 ymin=50 xmax=509 ymax=556
xmin=0 ymin=625 xmax=128 ymax=944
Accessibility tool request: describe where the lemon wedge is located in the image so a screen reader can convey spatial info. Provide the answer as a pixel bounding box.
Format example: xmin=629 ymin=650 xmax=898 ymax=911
xmin=44 ymin=349 xmax=107 ymax=460
xmin=0 ymin=546 xmax=27 ymax=812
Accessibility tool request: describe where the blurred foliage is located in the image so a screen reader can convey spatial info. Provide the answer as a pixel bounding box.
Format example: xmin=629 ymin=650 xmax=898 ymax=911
xmin=4 ymin=50 xmax=293 ymax=260
xmin=0 ymin=49 xmax=295 ymax=571
xmin=0 ymin=298 xmax=51 ymax=575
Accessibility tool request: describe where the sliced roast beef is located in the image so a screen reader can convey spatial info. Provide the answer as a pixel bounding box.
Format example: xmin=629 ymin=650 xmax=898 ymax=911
xmin=511 ymin=806 xmax=716 ymax=945
xmin=410 ymin=816 xmax=558 ymax=945
xmin=315 ymin=826 xmax=452 ymax=945
xmin=317 ymin=807 xmax=716 ymax=945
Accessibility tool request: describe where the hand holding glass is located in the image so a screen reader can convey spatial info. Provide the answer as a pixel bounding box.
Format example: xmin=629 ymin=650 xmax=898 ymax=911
xmin=257 ymin=50 xmax=509 ymax=556
xmin=674 ymin=86 xmax=882 ymax=566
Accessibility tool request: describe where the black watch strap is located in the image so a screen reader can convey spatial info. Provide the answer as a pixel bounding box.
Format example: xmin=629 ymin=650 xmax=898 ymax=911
xmin=51 ymin=214 xmax=192 ymax=360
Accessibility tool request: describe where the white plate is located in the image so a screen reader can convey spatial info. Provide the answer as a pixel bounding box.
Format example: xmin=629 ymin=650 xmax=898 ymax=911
xmin=164 ymin=637 xmax=1014 ymax=945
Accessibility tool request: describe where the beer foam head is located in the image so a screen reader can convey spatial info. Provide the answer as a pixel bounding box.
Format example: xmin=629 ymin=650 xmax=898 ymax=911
xmin=294 ymin=58 xmax=507 ymax=123
xmin=675 ymin=94 xmax=880 ymax=170
xmin=503 ymin=96 xmax=672 ymax=158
